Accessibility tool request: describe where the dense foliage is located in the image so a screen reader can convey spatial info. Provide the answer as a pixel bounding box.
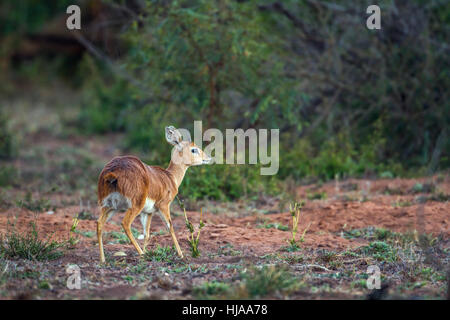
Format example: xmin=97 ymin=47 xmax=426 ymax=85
xmin=1 ymin=0 xmax=449 ymax=200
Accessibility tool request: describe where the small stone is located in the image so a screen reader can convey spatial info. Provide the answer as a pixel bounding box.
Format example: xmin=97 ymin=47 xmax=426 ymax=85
xmin=113 ymin=251 xmax=127 ymax=257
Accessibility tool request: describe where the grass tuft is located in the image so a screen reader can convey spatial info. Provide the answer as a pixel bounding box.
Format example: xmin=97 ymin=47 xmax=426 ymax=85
xmin=236 ymin=265 xmax=300 ymax=299
xmin=193 ymin=281 xmax=230 ymax=299
xmin=0 ymin=221 xmax=65 ymax=261
xmin=144 ymin=245 xmax=178 ymax=263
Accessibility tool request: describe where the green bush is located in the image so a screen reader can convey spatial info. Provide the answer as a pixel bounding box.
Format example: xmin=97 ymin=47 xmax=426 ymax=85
xmin=0 ymin=165 xmax=17 ymax=187
xmin=73 ymin=0 xmax=448 ymax=200
xmin=180 ymin=164 xmax=280 ymax=201
xmin=0 ymin=111 xmax=15 ymax=159
xmin=0 ymin=222 xmax=65 ymax=261
xmin=77 ymin=56 xmax=136 ymax=134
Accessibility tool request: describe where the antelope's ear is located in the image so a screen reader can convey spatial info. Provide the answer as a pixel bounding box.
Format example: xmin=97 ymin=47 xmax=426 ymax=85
xmin=165 ymin=126 xmax=183 ymax=146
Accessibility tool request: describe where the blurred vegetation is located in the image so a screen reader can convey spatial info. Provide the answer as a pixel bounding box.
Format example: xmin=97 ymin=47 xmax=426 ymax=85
xmin=0 ymin=0 xmax=449 ymax=201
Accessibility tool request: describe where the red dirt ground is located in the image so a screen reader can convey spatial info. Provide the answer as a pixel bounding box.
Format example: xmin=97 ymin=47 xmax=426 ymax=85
xmin=1 ymin=176 xmax=448 ymax=260
xmin=0 ymin=128 xmax=448 ymax=299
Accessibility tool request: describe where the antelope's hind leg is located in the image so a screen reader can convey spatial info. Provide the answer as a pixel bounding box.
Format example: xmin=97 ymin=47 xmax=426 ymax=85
xmin=97 ymin=207 xmax=114 ymax=264
xmin=122 ymin=206 xmax=145 ymax=256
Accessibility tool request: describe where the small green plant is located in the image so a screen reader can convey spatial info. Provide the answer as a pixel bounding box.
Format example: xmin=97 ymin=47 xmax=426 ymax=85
xmin=178 ymin=196 xmax=205 ymax=258
xmin=106 ymin=228 xmax=140 ymax=244
xmin=144 ymin=245 xmax=177 ymax=263
xmin=306 ymin=191 xmax=327 ymax=200
xmin=193 ymin=281 xmax=230 ymax=299
xmin=217 ymin=244 xmax=241 ymax=256
xmin=411 ymin=183 xmax=424 ymax=193
xmin=392 ymin=198 xmax=413 ymax=207
xmin=360 ymin=241 xmax=398 ymax=263
xmin=282 ymin=254 xmax=305 ymax=264
xmin=257 ymin=221 xmax=289 ymax=231
xmin=236 ymin=265 xmax=299 ymax=298
xmin=0 ymin=111 xmax=16 ymax=159
xmin=286 ymin=201 xmax=311 ymax=250
xmin=0 ymin=165 xmax=17 ymax=187
xmin=0 ymin=221 xmax=65 ymax=261
xmin=184 ymin=207 xmax=205 ymax=258
xmin=67 ymin=215 xmax=80 ymax=247
xmin=38 ymin=280 xmax=52 ymax=290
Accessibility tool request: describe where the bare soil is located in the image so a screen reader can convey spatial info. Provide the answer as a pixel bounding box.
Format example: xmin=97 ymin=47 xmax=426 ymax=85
xmin=0 ymin=127 xmax=448 ymax=300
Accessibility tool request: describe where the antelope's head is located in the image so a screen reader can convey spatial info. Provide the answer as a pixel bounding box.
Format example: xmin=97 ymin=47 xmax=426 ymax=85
xmin=165 ymin=126 xmax=212 ymax=166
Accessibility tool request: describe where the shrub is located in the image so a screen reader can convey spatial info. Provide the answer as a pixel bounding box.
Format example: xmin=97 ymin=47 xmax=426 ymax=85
xmin=0 ymin=111 xmax=16 ymax=159
xmin=0 ymin=165 xmax=17 ymax=187
xmin=183 ymin=205 xmax=205 ymax=258
xmin=0 ymin=222 xmax=65 ymax=261
xmin=237 ymin=265 xmax=299 ymax=298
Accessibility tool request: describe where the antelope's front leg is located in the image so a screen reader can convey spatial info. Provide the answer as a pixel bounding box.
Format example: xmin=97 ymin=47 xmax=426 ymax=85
xmin=159 ymin=204 xmax=183 ymax=258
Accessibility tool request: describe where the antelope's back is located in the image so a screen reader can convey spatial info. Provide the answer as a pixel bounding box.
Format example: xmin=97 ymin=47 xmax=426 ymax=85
xmin=98 ymin=156 xmax=150 ymax=207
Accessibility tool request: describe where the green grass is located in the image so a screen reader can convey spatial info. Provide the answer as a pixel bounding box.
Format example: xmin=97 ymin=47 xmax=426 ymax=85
xmin=306 ymin=191 xmax=327 ymax=200
xmin=343 ymin=227 xmax=403 ymax=242
xmin=281 ymin=254 xmax=305 ymax=264
xmin=359 ymin=241 xmax=398 ymax=263
xmin=236 ymin=265 xmax=300 ymax=299
xmin=144 ymin=245 xmax=178 ymax=263
xmin=217 ymin=244 xmax=241 ymax=256
xmin=0 ymin=222 xmax=65 ymax=261
xmin=191 ymin=265 xmax=299 ymax=299
xmin=257 ymin=221 xmax=289 ymax=231
xmin=38 ymin=280 xmax=52 ymax=290
xmin=392 ymin=199 xmax=413 ymax=207
xmin=75 ymin=230 xmax=95 ymax=238
xmin=281 ymin=243 xmax=302 ymax=252
xmin=164 ymin=264 xmax=209 ymax=274
xmin=342 ymin=227 xmax=438 ymax=248
xmin=410 ymin=182 xmax=435 ymax=194
xmin=105 ymin=228 xmax=140 ymax=244
xmin=0 ymin=166 xmax=17 ymax=187
xmin=193 ymin=281 xmax=230 ymax=299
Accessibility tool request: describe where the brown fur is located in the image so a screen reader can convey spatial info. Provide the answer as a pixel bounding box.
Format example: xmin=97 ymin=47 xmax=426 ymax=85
xmin=96 ymin=128 xmax=211 ymax=263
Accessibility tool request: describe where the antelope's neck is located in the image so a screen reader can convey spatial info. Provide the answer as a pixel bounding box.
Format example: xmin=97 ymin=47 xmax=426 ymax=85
xmin=167 ymin=161 xmax=188 ymax=188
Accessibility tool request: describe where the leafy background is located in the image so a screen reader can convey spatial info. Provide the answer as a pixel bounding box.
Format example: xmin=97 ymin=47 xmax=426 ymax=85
xmin=0 ymin=0 xmax=448 ymax=201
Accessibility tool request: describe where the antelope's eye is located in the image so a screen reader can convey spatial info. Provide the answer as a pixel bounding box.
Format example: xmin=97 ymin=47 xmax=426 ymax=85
xmin=191 ymin=148 xmax=198 ymax=154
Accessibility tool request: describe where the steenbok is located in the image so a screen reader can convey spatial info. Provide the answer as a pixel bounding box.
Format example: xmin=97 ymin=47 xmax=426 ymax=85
xmin=97 ymin=126 xmax=211 ymax=263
